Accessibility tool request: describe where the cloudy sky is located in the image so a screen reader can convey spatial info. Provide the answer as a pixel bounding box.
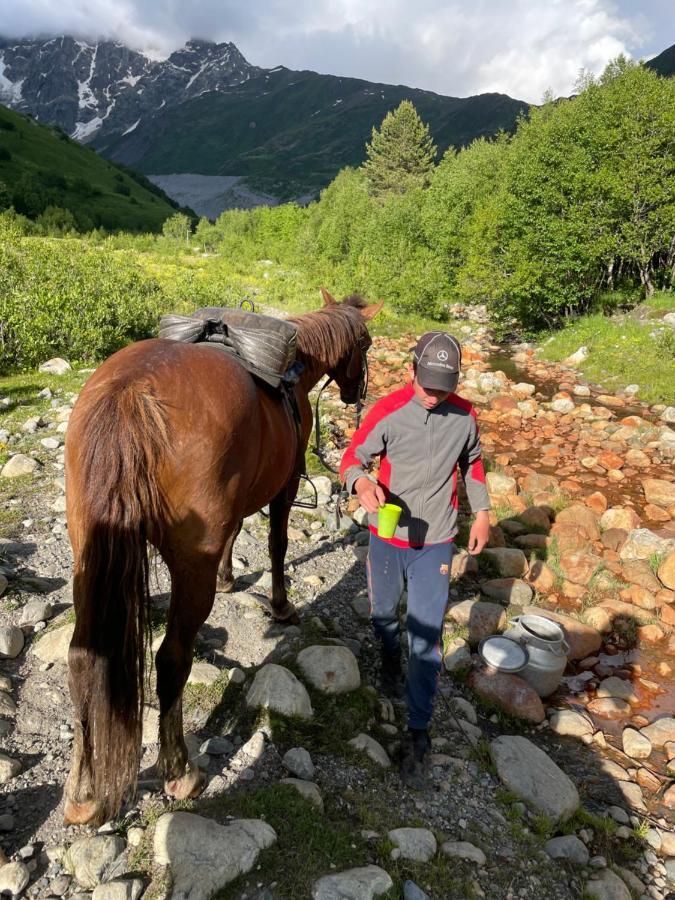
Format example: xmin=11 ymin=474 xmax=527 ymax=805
xmin=1 ymin=0 xmax=672 ymax=103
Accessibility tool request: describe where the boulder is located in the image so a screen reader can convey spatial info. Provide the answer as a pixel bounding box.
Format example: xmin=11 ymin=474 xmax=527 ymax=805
xmin=440 ymin=841 xmax=486 ymax=865
xmin=0 ymin=862 xmax=30 ymax=897
xmin=480 ymin=578 xmax=533 ymax=606
xmin=642 ymin=478 xmax=675 ymax=509
xmin=19 ymin=599 xmax=53 ymax=625
xmin=559 ymin=551 xmax=601 ymax=586
xmin=658 ymin=550 xmax=675 ymax=590
xmin=32 ymin=622 xmax=75 ymax=664
xmin=480 ymin=548 xmax=528 ymax=577
xmin=280 ymin=778 xmax=324 ymax=811
xmin=490 ymin=735 xmax=579 ymax=823
xmin=39 ymin=357 xmax=72 ymax=374
xmin=348 ymin=734 xmax=390 ymax=768
xmin=154 ymin=812 xmax=276 ymax=900
xmin=282 ymin=747 xmax=314 ymax=781
xmin=548 ymin=709 xmax=594 ymax=738
xmin=520 ymin=606 xmax=601 ymax=660
xmin=0 ymin=626 xmax=24 ymax=659
xmin=587 ymin=698 xmax=631 ymax=719
xmin=584 ymin=869 xmax=631 ymax=900
xmin=596 ymin=677 xmax=638 ymax=704
xmin=619 ymin=529 xmax=675 ymax=561
xmin=442 ymin=638 xmax=471 ymax=672
xmin=486 ymin=472 xmax=517 ymax=497
xmin=468 ymin=669 xmax=545 ymax=724
xmin=296 ymin=645 xmax=360 ymax=695
xmin=446 ymin=600 xmax=506 ymax=642
xmin=555 ymin=504 xmax=600 ymax=541
xmin=544 ymin=835 xmax=589 ymax=866
xmin=312 ymin=866 xmax=393 ymax=900
xmin=245 ymin=664 xmax=313 ymax=719
xmin=63 ymin=835 xmax=126 ymax=889
xmin=1 ymin=454 xmax=38 ymax=478
xmin=92 ymin=881 xmax=144 ymax=900
xmin=387 ymin=828 xmax=437 ymax=862
xmin=187 ymin=661 xmax=222 ymax=686
xmin=640 ymin=717 xmax=675 ymax=749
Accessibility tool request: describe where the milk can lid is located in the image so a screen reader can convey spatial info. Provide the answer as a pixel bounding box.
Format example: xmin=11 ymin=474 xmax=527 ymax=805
xmin=479 ymin=636 xmax=528 ymax=673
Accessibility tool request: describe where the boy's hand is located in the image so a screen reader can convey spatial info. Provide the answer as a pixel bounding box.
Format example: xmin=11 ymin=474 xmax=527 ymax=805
xmin=468 ymin=509 xmax=490 ymax=555
xmin=355 ymin=477 xmax=386 ymax=514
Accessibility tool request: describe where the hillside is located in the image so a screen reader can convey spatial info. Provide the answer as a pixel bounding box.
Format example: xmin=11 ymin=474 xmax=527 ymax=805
xmin=92 ymin=66 xmax=527 ymax=197
xmin=646 ymin=42 xmax=675 ymax=77
xmin=0 ymin=104 xmax=189 ymax=231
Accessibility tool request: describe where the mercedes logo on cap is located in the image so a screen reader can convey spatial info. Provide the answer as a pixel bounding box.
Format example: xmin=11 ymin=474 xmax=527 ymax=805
xmin=437 ymin=350 xmax=449 ymax=361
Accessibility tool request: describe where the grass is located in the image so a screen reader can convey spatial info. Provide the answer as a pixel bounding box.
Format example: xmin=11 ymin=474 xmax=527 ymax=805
xmin=538 ymin=296 xmax=675 ymax=405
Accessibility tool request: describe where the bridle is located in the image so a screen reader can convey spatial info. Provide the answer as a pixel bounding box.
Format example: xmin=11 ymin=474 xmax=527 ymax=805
xmin=312 ymin=332 xmax=370 ymax=473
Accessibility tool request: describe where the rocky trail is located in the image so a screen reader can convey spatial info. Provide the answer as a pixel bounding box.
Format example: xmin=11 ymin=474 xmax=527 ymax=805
xmin=0 ymin=315 xmax=673 ymax=900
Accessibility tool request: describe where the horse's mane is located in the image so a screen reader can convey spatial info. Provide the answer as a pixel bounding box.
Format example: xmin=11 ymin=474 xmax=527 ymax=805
xmin=289 ymin=295 xmax=368 ymax=367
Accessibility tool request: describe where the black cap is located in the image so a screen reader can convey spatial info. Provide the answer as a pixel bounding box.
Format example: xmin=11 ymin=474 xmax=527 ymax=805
xmin=413 ymin=332 xmax=462 ymax=392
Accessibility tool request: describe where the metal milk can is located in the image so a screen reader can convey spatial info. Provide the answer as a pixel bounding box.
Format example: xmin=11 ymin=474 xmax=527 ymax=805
xmin=503 ymin=614 xmax=570 ymax=698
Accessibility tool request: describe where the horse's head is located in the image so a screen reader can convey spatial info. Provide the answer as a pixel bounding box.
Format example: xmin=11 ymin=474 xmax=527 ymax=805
xmin=320 ymin=287 xmax=383 ymax=406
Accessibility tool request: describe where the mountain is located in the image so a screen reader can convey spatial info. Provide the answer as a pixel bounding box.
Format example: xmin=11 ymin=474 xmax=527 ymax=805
xmin=0 ymin=36 xmax=528 ymax=205
xmin=0 ymin=103 xmax=189 ymax=231
xmin=645 ymin=43 xmax=675 ymax=78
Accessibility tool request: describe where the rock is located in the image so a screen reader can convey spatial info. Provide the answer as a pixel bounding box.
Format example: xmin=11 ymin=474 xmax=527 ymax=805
xmin=480 ymin=578 xmax=533 ymax=606
xmin=1 ymin=454 xmax=38 ymax=478
xmin=200 ymin=737 xmax=234 ymax=756
xmin=490 ymin=735 xmax=579 ymax=823
xmin=587 ymin=698 xmax=631 ymax=719
xmin=403 ymin=881 xmax=430 ymax=900
xmin=32 ymin=622 xmax=75 ymax=664
xmin=449 ymin=697 xmax=478 ymax=725
xmin=616 ymin=781 xmax=646 ymax=812
xmin=0 ymin=862 xmax=30 ymax=897
xmin=555 ymin=504 xmax=600 ymax=541
xmin=443 ymin=638 xmax=471 ymax=672
xmin=642 ymin=478 xmax=675 ymax=509
xmin=351 ymin=595 xmax=370 ymax=620
xmin=296 ymin=645 xmax=360 ymax=695
xmin=480 ymin=548 xmax=528 ymax=577
xmin=658 ymin=550 xmax=675 ymax=590
xmin=581 ymin=608 xmax=613 ymax=634
xmin=640 ymin=717 xmax=675 ymax=748
xmin=584 ymin=869 xmax=631 ymax=900
xmin=440 ymin=841 xmax=486 ymax=865
xmin=311 ymin=866 xmax=393 ymax=899
xmin=559 ymin=550 xmax=601 ymax=586
xmin=468 ymin=669 xmax=545 ymax=723
xmin=348 ymin=734 xmax=390 ymax=768
xmin=91 ymin=881 xmax=144 ymax=900
xmin=141 ymin=706 xmax=159 ymax=745
xmin=280 ymin=778 xmax=324 ymax=810
xmin=596 ymin=677 xmax=638 ymax=704
xmin=0 ymin=692 xmax=16 ymax=717
xmin=527 ymin=560 xmax=556 ymax=592
xmin=621 ymin=728 xmax=652 ymax=759
xmin=552 ymin=398 xmax=575 ymax=413
xmin=520 ymin=473 xmax=560 ymax=494
xmin=0 ymin=754 xmax=21 ymax=783
xmin=486 ymin=473 xmax=517 ymax=497
xmin=39 ymin=357 xmax=71 ymax=374
xmin=520 ymin=606 xmax=601 ymax=660
xmin=387 ymin=828 xmax=436 ymax=862
xmin=447 ymin=599 xmax=506 ymax=642
xmin=154 ymin=812 xmax=276 ymax=900
xmin=19 ymin=599 xmax=53 ymax=625
xmin=544 ymin=835 xmax=589 ymax=866
xmin=282 ymin=747 xmax=314 ymax=781
xmin=246 ymin=664 xmax=313 ymax=719
xmin=548 ymin=709 xmax=594 ymax=738
xmin=564 ymin=347 xmax=588 ymax=366
xmin=620 ymin=528 xmax=675 ymax=561
xmin=187 ymin=661 xmax=222 ymax=686
xmin=63 ymin=835 xmax=126 ymax=889
xmin=0 ymin=626 xmax=24 ymax=659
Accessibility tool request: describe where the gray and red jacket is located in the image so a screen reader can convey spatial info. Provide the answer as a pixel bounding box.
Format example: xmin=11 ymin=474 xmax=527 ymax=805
xmin=340 ymin=383 xmax=490 ymax=547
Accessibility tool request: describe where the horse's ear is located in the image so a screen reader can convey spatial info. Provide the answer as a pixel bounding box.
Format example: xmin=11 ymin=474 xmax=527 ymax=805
xmin=361 ymin=300 xmax=384 ymax=320
xmin=320 ymin=287 xmax=337 ymax=306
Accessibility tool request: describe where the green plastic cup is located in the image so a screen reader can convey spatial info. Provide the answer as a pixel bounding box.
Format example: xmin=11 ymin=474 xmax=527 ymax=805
xmin=377 ymin=503 xmax=402 ymax=539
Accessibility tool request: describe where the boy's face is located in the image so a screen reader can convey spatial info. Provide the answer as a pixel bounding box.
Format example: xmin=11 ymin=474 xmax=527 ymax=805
xmin=409 ymin=364 xmax=450 ymax=409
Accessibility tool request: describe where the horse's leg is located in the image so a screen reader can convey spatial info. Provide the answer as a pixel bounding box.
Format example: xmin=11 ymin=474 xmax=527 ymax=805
xmin=268 ymin=479 xmax=300 ymax=623
xmin=155 ymin=556 xmax=218 ymax=799
xmin=216 ymin=518 xmax=243 ymax=593
xmin=64 ymin=643 xmax=97 ymax=823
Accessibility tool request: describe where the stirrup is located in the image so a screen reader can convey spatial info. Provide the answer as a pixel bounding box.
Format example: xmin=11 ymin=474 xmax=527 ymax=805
xmin=292 ymin=474 xmax=318 ymax=509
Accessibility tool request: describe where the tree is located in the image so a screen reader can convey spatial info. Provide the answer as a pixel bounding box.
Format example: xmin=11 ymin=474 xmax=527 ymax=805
xmin=162 ymin=212 xmax=192 ymax=242
xmin=0 ymin=179 xmax=11 ymax=212
xmin=36 ymin=205 xmax=78 ymax=235
xmin=362 ymin=100 xmax=437 ymax=195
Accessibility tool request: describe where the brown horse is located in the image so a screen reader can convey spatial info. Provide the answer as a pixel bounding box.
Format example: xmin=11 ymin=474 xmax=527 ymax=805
xmin=63 ymin=289 xmax=382 ymax=826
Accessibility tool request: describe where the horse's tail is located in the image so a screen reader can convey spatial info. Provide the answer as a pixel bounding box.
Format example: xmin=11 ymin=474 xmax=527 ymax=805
xmin=69 ymin=383 xmax=170 ymax=824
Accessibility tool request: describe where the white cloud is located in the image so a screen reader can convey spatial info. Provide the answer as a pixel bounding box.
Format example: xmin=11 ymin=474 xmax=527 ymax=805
xmin=0 ymin=0 xmax=666 ymax=102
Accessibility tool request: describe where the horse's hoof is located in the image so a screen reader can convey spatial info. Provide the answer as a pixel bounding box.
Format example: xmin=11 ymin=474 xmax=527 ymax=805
xmin=272 ymin=601 xmax=300 ymax=626
xmin=63 ymin=797 xmax=99 ymax=826
xmin=164 ymin=763 xmax=207 ymax=801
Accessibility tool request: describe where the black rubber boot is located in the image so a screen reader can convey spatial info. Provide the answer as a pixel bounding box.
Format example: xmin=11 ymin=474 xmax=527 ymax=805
xmin=380 ymin=646 xmax=405 ymax=701
xmin=400 ymin=727 xmax=430 ymax=790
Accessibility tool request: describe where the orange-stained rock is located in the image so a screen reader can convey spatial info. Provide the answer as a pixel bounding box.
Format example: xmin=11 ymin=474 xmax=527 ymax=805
xmin=663 ymin=784 xmax=675 ymax=809
xmin=601 ymin=528 xmax=628 ymax=552
xmin=555 ymin=504 xmax=600 ymax=541
xmin=600 ymin=507 xmax=641 ymax=532
xmin=637 ymin=624 xmax=664 ymax=644
xmin=642 ymin=478 xmax=675 ymax=509
xmin=562 ymin=581 xmax=585 ymax=602
xmin=550 ymin=523 xmax=588 ymax=553
xmin=656 ymin=589 xmax=675 ymax=606
xmin=490 ymin=395 xmax=519 ymax=412
xmin=520 ymin=473 xmax=560 ymax=495
xmin=635 ymin=768 xmax=661 ymax=793
xmin=626 ymin=586 xmax=659 ymax=611
xmin=527 ymin=560 xmax=556 ymax=593
xmin=468 ymin=668 xmax=545 ymax=724
xmin=658 ymin=550 xmax=675 ymax=591
xmin=586 ymin=492 xmax=609 ymax=515
xmin=598 ymin=598 xmax=654 ymax=626
xmin=660 ymin=604 xmax=675 ymax=628
xmin=597 ymin=451 xmax=625 ymax=470
xmin=644 ymin=503 xmax=670 ymax=522
xmin=520 ymin=606 xmax=602 ymax=660
xmin=666 ymin=634 xmax=675 ymax=657
xmin=621 ymin=560 xmax=662 ymax=593
xmin=559 ymin=550 xmax=602 ymax=586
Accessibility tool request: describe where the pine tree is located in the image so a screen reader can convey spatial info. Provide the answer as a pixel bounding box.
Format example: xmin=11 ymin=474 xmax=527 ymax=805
xmin=362 ymin=100 xmax=437 ymax=195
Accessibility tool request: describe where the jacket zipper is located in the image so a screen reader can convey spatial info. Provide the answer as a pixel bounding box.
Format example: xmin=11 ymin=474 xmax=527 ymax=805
xmin=417 ymin=409 xmax=433 ymax=544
